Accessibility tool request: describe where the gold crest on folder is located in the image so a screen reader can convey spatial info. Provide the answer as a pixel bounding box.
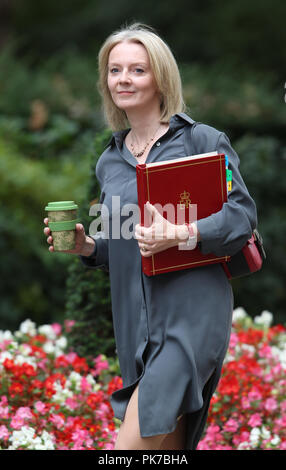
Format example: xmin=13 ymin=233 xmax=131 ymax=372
xmin=179 ymin=190 xmax=192 ymax=209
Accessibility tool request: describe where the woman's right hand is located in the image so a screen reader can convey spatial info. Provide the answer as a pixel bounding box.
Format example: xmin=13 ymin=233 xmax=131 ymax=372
xmin=43 ymin=218 xmax=95 ymax=256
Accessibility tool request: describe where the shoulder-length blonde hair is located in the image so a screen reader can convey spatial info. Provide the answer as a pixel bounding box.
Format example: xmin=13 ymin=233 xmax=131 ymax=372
xmin=98 ymin=23 xmax=185 ymax=131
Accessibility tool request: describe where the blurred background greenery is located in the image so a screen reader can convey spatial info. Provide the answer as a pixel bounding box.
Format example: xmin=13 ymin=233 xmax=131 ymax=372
xmin=0 ymin=0 xmax=285 ymax=360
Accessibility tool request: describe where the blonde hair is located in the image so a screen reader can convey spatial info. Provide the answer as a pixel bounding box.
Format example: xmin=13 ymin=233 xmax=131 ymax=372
xmin=98 ymin=23 xmax=185 ymax=131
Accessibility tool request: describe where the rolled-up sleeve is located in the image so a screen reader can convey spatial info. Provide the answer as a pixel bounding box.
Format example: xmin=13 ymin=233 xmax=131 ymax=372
xmin=80 ymin=233 xmax=109 ymax=271
xmin=197 ymin=132 xmax=257 ymax=257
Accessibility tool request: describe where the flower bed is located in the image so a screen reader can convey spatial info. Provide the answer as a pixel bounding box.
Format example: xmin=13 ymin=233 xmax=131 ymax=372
xmin=0 ymin=309 xmax=285 ymax=450
xmin=197 ymin=308 xmax=286 ymax=450
xmin=0 ymin=320 xmax=122 ymax=450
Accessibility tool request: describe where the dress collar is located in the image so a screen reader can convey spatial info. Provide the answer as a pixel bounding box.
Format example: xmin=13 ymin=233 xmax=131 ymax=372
xmin=107 ymin=113 xmax=195 ymax=149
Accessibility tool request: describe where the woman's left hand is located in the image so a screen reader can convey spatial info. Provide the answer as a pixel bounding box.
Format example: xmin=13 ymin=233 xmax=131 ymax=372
xmin=135 ymin=201 xmax=188 ymax=257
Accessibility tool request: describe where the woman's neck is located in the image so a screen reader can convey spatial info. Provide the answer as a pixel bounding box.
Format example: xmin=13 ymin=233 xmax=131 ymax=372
xmin=126 ymin=108 xmax=163 ymax=142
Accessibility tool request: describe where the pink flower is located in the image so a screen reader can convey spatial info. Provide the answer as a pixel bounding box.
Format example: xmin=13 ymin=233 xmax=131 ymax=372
xmin=81 ymin=376 xmax=92 ymax=393
xmin=248 ymin=389 xmax=262 ymax=402
xmin=233 ymin=431 xmax=250 ymax=447
xmin=0 ymin=396 xmax=8 ymax=406
xmin=34 ymin=401 xmax=47 ymax=415
xmin=15 ymin=406 xmax=33 ymax=420
xmin=0 ymin=425 xmax=9 ymax=441
xmin=71 ymin=429 xmax=91 ymax=448
xmin=104 ymin=443 xmax=115 ymax=450
xmin=49 ymin=414 xmax=65 ymax=429
xmin=229 ymin=332 xmax=239 ymax=349
xmin=37 ymin=359 xmax=49 ymax=371
xmin=65 ymin=352 xmax=78 ymax=364
xmin=10 ymin=415 xmax=24 ymax=430
xmin=51 ymin=323 xmax=62 ymax=336
xmin=223 ymin=418 xmax=239 ymax=433
xmin=0 ymin=405 xmax=9 ymax=419
xmin=93 ymin=355 xmax=109 ymax=376
xmin=64 ymin=319 xmax=75 ymax=332
xmin=264 ymin=397 xmax=278 ymax=412
xmin=241 ymin=396 xmax=251 ymax=409
xmin=65 ymin=397 xmax=79 ymax=410
xmin=273 ymin=416 xmax=286 ymax=434
xmin=258 ymin=344 xmax=272 ymax=359
xmin=281 ymin=400 xmax=286 ymax=413
xmin=248 ymin=413 xmax=262 ymax=427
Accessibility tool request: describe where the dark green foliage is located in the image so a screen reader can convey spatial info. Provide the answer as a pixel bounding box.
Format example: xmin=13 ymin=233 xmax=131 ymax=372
xmin=4 ymin=1 xmax=285 ymax=82
xmin=64 ymin=129 xmax=116 ymax=359
xmin=231 ymin=135 xmax=286 ymax=324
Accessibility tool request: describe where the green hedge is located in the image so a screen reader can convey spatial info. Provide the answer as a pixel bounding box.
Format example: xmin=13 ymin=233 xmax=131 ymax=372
xmin=64 ymin=129 xmax=115 ymax=359
xmin=231 ymin=134 xmax=286 ymax=324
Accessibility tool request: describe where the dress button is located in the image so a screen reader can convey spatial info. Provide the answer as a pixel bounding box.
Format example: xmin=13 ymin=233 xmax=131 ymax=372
xmin=156 ymin=142 xmax=161 ymax=146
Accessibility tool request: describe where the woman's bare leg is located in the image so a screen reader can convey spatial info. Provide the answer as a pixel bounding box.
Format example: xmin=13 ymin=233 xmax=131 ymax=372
xmin=159 ymin=414 xmax=187 ymax=450
xmin=114 ymin=384 xmax=187 ymax=450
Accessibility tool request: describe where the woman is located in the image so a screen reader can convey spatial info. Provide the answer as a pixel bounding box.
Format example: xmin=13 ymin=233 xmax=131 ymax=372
xmin=44 ymin=23 xmax=257 ymax=450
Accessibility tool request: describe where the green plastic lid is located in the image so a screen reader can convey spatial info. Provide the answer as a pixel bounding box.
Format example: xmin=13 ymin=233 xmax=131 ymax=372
xmin=45 ymin=201 xmax=78 ymax=211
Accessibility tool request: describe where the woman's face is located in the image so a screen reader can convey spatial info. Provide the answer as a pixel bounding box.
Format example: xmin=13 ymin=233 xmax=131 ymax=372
xmin=107 ymin=41 xmax=160 ymax=115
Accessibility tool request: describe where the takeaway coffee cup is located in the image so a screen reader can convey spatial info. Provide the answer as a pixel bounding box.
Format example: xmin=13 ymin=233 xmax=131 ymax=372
xmin=45 ymin=201 xmax=79 ymax=251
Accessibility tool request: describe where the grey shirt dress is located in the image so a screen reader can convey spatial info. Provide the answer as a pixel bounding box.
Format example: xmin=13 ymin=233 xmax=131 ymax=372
xmin=81 ymin=113 xmax=257 ymax=449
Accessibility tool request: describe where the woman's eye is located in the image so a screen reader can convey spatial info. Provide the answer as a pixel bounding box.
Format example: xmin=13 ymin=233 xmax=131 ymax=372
xmin=110 ymin=67 xmax=119 ymax=73
xmin=134 ymin=68 xmax=144 ymax=73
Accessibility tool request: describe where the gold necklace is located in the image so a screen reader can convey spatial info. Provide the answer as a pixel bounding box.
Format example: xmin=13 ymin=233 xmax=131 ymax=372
xmin=130 ymin=124 xmax=161 ymax=158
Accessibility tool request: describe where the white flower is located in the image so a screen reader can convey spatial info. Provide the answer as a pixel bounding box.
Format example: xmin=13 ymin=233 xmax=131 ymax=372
xmin=254 ymin=310 xmax=273 ymax=327
xmin=19 ymin=343 xmax=32 ymax=356
xmin=68 ymin=371 xmax=82 ymax=391
xmin=51 ymin=381 xmax=73 ymax=404
xmin=0 ymin=351 xmax=13 ymax=363
xmin=249 ymin=427 xmax=261 ymax=448
xmin=38 ymin=324 xmax=57 ymax=341
xmin=261 ymin=426 xmax=271 ymax=440
xmin=55 ymin=336 xmax=67 ymax=350
xmin=8 ymin=426 xmax=55 ymax=450
xmin=86 ymin=373 xmax=96 ymax=387
xmin=43 ymin=340 xmax=55 ymax=354
xmin=271 ymin=346 xmax=286 ymax=368
xmin=18 ymin=319 xmax=37 ymax=337
xmin=232 ymin=307 xmax=247 ymax=323
xmin=241 ymin=344 xmax=256 ymax=355
xmin=0 ymin=330 xmax=14 ymax=342
xmin=14 ymin=354 xmax=37 ymax=369
xmin=270 ymin=435 xmax=280 ymax=447
xmin=237 ymin=442 xmax=251 ymax=450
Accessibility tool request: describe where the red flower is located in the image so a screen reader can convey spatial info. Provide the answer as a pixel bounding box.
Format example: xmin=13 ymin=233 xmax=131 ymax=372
xmin=29 ymin=345 xmax=47 ymax=360
xmin=86 ymin=392 xmax=104 ymax=409
xmin=54 ymin=355 xmax=70 ymax=369
xmin=237 ymin=328 xmax=264 ymax=345
xmin=72 ymin=357 xmax=89 ymax=374
xmin=8 ymin=381 xmax=24 ymax=397
xmin=107 ymin=376 xmax=123 ymax=395
xmin=22 ymin=363 xmax=37 ymax=377
xmin=3 ymin=358 xmax=15 ymax=371
xmin=219 ymin=373 xmax=240 ymax=396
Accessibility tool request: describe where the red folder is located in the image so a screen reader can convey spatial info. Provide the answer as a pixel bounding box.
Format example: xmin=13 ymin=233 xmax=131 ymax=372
xmin=136 ymin=152 xmax=230 ymax=276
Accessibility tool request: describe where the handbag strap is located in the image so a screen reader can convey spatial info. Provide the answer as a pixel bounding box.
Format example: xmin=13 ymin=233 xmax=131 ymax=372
xmin=183 ymin=121 xmax=201 ymax=156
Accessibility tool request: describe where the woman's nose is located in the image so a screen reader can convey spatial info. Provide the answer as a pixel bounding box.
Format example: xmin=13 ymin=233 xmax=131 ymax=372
xmin=119 ymin=69 xmax=131 ymax=83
